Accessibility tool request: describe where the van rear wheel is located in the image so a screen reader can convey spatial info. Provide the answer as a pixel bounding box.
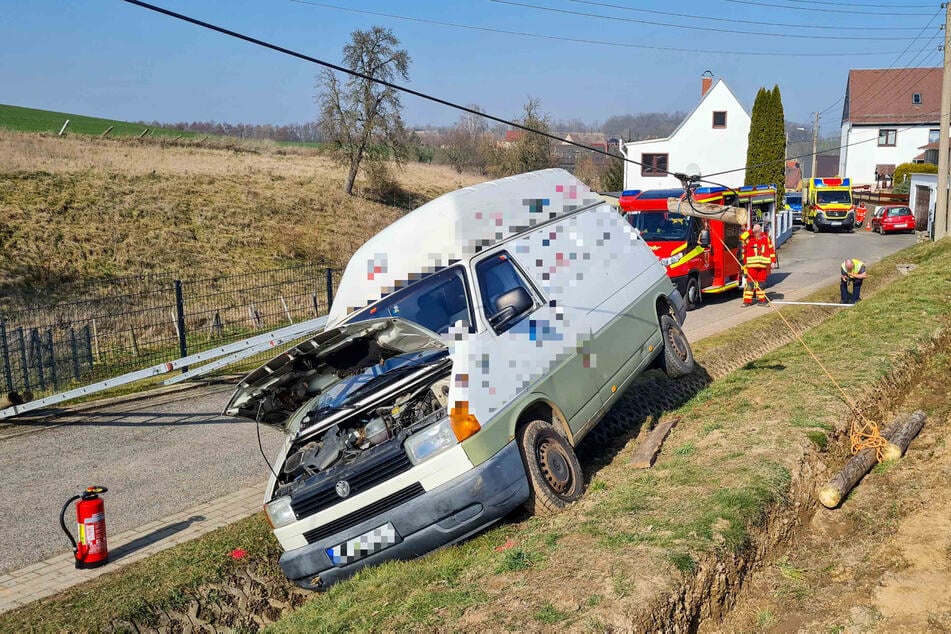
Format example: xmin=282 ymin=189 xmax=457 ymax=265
xmin=660 ymin=314 xmax=695 ymax=378
xmin=517 ymin=420 xmax=584 ymax=516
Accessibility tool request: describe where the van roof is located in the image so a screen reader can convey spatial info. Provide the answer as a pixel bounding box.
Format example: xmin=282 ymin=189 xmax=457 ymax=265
xmin=326 ymin=169 xmax=603 ymax=327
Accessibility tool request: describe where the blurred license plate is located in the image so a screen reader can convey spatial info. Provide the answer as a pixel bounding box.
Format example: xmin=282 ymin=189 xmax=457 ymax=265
xmin=895 ymin=223 xmax=908 ymax=228
xmin=327 ymin=523 xmax=400 ymax=566
xmin=831 ymin=221 xmax=842 ymax=226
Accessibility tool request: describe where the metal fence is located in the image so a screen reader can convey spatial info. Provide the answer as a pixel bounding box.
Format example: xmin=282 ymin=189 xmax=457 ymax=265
xmin=0 ymin=264 xmax=340 ymax=401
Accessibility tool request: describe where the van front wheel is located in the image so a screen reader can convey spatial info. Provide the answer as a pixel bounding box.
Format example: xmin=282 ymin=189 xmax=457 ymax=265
xmin=660 ymin=314 xmax=695 ymax=378
xmin=518 ymin=420 xmax=584 ymax=516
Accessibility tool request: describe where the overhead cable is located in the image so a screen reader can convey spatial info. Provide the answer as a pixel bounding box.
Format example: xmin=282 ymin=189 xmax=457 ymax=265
xmin=119 ymin=0 xmax=672 ymax=177
xmin=722 ymin=0 xmax=935 ymax=16
xmin=490 ymin=0 xmax=933 ymax=39
xmin=287 ymin=0 xmax=907 ymax=57
xmin=565 ymin=0 xmax=928 ymax=30
xmin=819 ymin=9 xmax=942 ymax=116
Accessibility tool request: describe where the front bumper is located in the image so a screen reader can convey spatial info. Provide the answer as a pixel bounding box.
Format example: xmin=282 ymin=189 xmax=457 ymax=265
xmin=815 ymin=214 xmax=854 ymax=231
xmin=279 ymin=440 xmax=530 ymax=589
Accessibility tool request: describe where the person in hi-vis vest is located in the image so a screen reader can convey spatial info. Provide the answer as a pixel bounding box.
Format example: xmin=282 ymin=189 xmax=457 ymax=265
xmin=840 ymin=258 xmax=867 ymax=304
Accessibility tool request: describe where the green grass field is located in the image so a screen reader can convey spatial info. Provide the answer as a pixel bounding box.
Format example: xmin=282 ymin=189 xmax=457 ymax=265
xmin=0 ymin=103 xmax=199 ymax=138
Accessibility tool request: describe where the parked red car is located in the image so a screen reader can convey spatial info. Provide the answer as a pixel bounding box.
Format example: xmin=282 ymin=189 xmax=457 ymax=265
xmin=871 ymin=206 xmax=916 ymax=234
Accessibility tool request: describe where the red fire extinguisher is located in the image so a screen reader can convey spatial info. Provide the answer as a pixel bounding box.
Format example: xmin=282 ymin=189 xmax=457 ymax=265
xmin=59 ymin=486 xmax=109 ymax=569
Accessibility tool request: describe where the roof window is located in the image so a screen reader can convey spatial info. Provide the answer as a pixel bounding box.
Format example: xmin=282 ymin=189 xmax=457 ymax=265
xmin=912 ymin=92 xmax=922 ymax=105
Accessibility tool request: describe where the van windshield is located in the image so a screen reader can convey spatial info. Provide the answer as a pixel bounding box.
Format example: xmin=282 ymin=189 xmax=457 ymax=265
xmin=345 ymin=266 xmax=473 ymax=335
xmin=785 ymin=194 xmax=802 ymax=205
xmin=817 ymin=190 xmax=852 ymax=205
xmin=625 ymin=211 xmax=690 ymax=241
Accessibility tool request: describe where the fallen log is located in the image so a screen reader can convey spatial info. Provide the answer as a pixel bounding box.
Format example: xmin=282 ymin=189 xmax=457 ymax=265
xmin=817 ymin=414 xmax=909 ymax=509
xmin=881 ymin=410 xmax=926 ymax=461
xmin=666 ymin=198 xmax=749 ymax=226
xmin=629 ymin=416 xmax=681 ymax=469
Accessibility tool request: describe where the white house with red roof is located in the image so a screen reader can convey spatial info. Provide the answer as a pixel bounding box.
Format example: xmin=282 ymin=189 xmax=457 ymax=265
xmin=838 ymin=67 xmax=941 ymax=185
xmin=620 ymin=73 xmax=751 ymax=191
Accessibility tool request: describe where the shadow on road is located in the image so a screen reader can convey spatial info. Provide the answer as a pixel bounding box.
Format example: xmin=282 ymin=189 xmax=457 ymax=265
xmin=109 ymin=515 xmax=207 ymax=562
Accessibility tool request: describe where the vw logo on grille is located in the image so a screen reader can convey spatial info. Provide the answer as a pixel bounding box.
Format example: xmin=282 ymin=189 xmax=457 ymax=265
xmin=335 ymin=480 xmax=351 ymax=498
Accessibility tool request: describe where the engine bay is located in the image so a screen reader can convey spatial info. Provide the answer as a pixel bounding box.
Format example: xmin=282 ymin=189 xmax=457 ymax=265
xmin=273 ymin=369 xmax=450 ymax=498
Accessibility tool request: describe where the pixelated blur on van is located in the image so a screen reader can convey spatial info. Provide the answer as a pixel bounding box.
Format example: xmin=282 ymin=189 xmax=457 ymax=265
xmin=225 ymin=169 xmax=693 ymax=589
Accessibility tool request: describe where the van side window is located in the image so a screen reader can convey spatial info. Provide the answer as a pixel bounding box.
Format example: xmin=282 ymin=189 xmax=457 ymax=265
xmin=476 ymin=252 xmax=537 ymax=334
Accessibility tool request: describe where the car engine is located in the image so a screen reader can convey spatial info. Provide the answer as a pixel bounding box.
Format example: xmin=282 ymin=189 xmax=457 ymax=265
xmin=273 ymin=374 xmax=450 ymax=498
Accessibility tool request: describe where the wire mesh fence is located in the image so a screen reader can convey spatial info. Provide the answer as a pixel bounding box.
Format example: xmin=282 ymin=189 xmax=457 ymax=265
xmin=0 ymin=264 xmax=339 ymax=402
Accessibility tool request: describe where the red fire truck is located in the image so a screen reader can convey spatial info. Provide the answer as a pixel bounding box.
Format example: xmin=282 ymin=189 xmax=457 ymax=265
xmin=618 ymin=185 xmax=778 ymax=309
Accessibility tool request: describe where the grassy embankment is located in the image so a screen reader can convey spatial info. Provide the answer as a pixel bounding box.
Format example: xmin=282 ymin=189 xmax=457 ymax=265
xmin=0 ymin=128 xmax=482 ymax=290
xmin=0 ymin=103 xmax=198 ymax=139
xmin=2 ymin=238 xmax=948 ymax=632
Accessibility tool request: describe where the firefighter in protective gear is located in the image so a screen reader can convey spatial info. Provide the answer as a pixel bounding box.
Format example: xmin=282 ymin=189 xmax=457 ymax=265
xmin=740 ymin=223 xmax=776 ymax=307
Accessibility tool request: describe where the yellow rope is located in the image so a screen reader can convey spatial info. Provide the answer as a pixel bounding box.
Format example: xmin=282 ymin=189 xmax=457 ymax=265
xmin=717 ymin=230 xmax=887 ymax=460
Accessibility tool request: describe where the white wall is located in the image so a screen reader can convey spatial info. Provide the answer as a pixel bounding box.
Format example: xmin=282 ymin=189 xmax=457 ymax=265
xmin=622 ymin=81 xmax=750 ymax=191
xmin=909 ymin=172 xmax=938 ymax=233
xmin=840 ymin=124 xmax=935 ymax=185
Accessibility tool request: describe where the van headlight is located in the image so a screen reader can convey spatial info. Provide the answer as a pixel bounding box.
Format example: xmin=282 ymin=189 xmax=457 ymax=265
xmin=265 ymin=495 xmax=296 ymax=528
xmin=405 ymin=417 xmax=457 ymax=465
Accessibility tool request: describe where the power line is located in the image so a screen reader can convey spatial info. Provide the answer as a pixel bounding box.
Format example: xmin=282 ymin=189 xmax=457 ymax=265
xmin=120 ymin=0 xmax=673 ymax=177
xmin=564 ymin=0 xmax=928 ymax=31
xmin=772 ymin=0 xmax=934 ymax=7
xmin=722 ymin=0 xmax=936 ymax=16
xmin=827 ymin=35 xmax=942 ymax=128
xmin=819 ymin=9 xmax=943 ymax=116
xmin=490 ymin=0 xmax=931 ymax=39
xmin=288 ymin=0 xmax=907 ymax=57
xmin=119 ymin=0 xmax=946 ymax=193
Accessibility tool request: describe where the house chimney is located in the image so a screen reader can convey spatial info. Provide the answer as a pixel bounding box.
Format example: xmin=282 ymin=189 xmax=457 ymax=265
xmin=701 ymin=70 xmax=713 ymax=97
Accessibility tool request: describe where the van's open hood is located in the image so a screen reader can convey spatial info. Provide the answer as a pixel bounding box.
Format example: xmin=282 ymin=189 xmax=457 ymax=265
xmin=223 ymin=317 xmax=446 ymax=432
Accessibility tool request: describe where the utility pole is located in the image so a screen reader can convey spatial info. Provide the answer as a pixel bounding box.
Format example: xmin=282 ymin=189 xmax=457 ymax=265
xmin=935 ymin=2 xmax=951 ymax=241
xmin=810 ymin=112 xmax=820 ymax=179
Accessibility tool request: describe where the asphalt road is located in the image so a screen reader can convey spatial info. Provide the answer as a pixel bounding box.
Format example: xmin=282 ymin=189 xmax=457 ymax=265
xmin=682 ymin=226 xmax=917 ymax=340
xmin=0 ymin=385 xmax=282 ymax=573
xmin=0 ymin=226 xmax=917 ymax=574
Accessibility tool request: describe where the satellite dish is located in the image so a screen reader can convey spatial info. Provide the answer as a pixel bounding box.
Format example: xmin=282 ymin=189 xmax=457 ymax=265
xmin=685 ymin=163 xmax=701 ymax=177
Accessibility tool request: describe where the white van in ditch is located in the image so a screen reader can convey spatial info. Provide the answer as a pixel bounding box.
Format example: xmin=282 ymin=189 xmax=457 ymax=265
xmin=225 ymin=169 xmax=693 ymax=589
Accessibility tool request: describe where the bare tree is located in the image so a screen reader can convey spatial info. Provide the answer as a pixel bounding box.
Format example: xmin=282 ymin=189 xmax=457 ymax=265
xmin=494 ymin=97 xmax=555 ymax=177
xmin=445 ymin=105 xmax=490 ymax=174
xmin=317 ymin=27 xmax=410 ymax=195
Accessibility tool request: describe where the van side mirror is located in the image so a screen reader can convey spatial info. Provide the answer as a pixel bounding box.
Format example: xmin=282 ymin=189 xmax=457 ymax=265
xmin=489 ymin=287 xmax=533 ymax=329
xmin=699 ymin=229 xmax=710 ymax=248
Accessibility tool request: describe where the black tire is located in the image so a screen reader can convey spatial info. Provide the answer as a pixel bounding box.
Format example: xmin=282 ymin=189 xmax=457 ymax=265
xmin=517 ymin=420 xmax=584 ymax=515
xmin=660 ymin=314 xmax=695 ymax=378
xmin=684 ymin=276 xmax=702 ymax=311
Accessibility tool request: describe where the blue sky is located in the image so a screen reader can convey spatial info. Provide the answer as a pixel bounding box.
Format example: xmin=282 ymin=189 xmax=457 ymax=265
xmin=1 ymin=0 xmax=943 ymax=130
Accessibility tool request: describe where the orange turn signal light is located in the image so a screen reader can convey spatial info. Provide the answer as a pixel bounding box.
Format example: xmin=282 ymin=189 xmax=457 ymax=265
xmin=449 ymin=401 xmax=481 ymax=442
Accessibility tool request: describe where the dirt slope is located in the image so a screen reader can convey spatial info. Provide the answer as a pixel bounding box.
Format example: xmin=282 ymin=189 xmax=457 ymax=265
xmin=712 ymin=342 xmax=951 ymax=633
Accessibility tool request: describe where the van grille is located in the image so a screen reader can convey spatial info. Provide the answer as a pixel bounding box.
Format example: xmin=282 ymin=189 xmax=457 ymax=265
xmin=290 ymin=444 xmax=412 ymax=520
xmin=302 ymin=483 xmax=425 ymax=544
